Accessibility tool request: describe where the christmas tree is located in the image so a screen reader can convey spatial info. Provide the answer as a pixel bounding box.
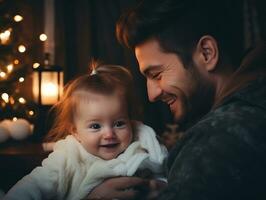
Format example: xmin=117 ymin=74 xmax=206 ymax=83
xmin=0 ymin=0 xmax=37 ymax=123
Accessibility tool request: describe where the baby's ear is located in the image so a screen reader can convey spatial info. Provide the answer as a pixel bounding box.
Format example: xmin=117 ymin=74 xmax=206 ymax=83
xmin=69 ymin=125 xmax=76 ymax=134
xmin=70 ymin=126 xmax=80 ymax=141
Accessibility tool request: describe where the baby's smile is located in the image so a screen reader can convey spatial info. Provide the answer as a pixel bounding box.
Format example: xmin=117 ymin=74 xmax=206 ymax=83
xmin=99 ymin=143 xmax=119 ymax=148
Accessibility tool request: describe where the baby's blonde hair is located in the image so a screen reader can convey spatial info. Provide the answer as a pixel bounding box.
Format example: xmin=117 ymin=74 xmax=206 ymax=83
xmin=45 ymin=61 xmax=142 ymax=142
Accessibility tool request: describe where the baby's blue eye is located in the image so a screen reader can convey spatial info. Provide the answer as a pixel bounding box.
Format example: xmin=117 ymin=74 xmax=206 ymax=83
xmin=114 ymin=120 xmax=126 ymax=128
xmin=89 ymin=123 xmax=101 ymax=129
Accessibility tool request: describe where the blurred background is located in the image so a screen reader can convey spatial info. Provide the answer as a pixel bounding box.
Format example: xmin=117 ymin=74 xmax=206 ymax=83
xmin=0 ymin=0 xmax=174 ymax=142
xmin=0 ymin=0 xmax=266 ymax=194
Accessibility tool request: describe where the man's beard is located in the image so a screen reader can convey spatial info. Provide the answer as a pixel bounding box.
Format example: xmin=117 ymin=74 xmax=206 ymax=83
xmin=179 ymin=64 xmax=215 ymax=131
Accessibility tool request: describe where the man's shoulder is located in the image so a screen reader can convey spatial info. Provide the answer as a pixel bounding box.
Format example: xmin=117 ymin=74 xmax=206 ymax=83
xmin=188 ymin=98 xmax=266 ymax=146
xmin=219 ymin=76 xmax=266 ymax=111
xmin=167 ymin=90 xmax=266 ymax=168
xmin=198 ymin=76 xmax=266 ymax=134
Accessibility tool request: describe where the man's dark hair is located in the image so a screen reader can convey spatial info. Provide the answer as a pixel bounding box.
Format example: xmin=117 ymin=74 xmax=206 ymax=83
xmin=116 ymin=0 xmax=244 ymax=67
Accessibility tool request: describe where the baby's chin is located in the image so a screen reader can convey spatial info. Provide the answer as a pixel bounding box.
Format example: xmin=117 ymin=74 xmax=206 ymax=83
xmin=99 ymin=143 xmax=130 ymax=160
xmin=100 ymin=150 xmax=124 ymax=160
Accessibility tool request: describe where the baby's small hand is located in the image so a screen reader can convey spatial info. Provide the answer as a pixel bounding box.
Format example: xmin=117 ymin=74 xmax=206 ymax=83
xmin=147 ymin=179 xmax=168 ymax=199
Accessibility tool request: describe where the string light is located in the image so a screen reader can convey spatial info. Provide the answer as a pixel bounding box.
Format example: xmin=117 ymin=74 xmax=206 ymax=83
xmin=1 ymin=93 xmax=9 ymax=103
xmin=19 ymin=77 xmax=25 ymax=82
xmin=13 ymin=15 xmax=23 ymax=22
xmin=28 ymin=110 xmax=34 ymax=116
xmin=18 ymin=97 xmax=26 ymax=104
xmin=18 ymin=45 xmax=26 ymax=53
xmin=39 ymin=33 xmax=47 ymax=41
xmin=0 ymin=29 xmax=11 ymax=44
xmin=14 ymin=59 xmax=20 ymax=64
xmin=6 ymin=64 xmax=14 ymax=73
xmin=33 ymin=62 xmax=40 ymax=69
xmin=0 ymin=71 xmax=6 ymax=78
xmin=9 ymin=97 xmax=15 ymax=105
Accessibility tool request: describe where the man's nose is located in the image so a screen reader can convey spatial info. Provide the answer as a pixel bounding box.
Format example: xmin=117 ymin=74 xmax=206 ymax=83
xmin=147 ymin=79 xmax=162 ymax=102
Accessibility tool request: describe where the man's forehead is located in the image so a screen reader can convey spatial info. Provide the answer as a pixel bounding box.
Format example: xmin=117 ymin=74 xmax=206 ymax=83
xmin=135 ymin=40 xmax=163 ymax=71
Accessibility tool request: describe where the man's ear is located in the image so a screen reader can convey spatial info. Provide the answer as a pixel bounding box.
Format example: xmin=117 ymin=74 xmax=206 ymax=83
xmin=193 ymin=35 xmax=219 ymax=72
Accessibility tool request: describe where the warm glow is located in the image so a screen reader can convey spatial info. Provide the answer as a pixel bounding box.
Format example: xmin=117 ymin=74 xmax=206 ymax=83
xmin=28 ymin=110 xmax=34 ymax=116
xmin=12 ymin=117 xmax=18 ymax=121
xmin=0 ymin=29 xmax=11 ymax=44
xmin=39 ymin=34 xmax=47 ymax=41
xmin=19 ymin=77 xmax=25 ymax=82
xmin=18 ymin=45 xmax=26 ymax=53
xmin=7 ymin=64 xmax=13 ymax=73
xmin=14 ymin=15 xmax=23 ymax=22
xmin=0 ymin=71 xmax=6 ymax=78
xmin=41 ymin=82 xmax=58 ymax=104
xmin=18 ymin=97 xmax=26 ymax=104
xmin=33 ymin=63 xmax=40 ymax=69
xmin=14 ymin=59 xmax=19 ymax=64
xmin=32 ymin=70 xmax=64 ymax=105
xmin=10 ymin=97 xmax=15 ymax=104
xmin=1 ymin=93 xmax=9 ymax=103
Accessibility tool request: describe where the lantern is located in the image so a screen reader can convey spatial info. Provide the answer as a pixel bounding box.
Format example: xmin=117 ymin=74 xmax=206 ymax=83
xmin=32 ymin=65 xmax=63 ymax=105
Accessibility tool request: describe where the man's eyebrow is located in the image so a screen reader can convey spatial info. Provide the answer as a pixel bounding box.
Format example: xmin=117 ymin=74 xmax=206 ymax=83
xmin=142 ymin=65 xmax=162 ymax=77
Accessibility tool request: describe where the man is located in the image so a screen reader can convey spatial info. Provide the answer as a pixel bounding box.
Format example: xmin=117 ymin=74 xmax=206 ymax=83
xmin=88 ymin=0 xmax=266 ymax=199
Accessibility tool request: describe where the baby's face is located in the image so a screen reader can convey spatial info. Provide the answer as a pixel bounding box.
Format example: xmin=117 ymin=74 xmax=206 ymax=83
xmin=73 ymin=92 xmax=133 ymax=160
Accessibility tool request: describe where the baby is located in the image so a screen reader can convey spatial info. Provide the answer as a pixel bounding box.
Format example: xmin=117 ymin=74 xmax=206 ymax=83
xmin=4 ymin=62 xmax=167 ymax=200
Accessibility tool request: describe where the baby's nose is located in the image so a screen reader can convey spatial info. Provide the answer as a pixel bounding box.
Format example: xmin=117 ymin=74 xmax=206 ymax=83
xmin=103 ymin=127 xmax=116 ymax=139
